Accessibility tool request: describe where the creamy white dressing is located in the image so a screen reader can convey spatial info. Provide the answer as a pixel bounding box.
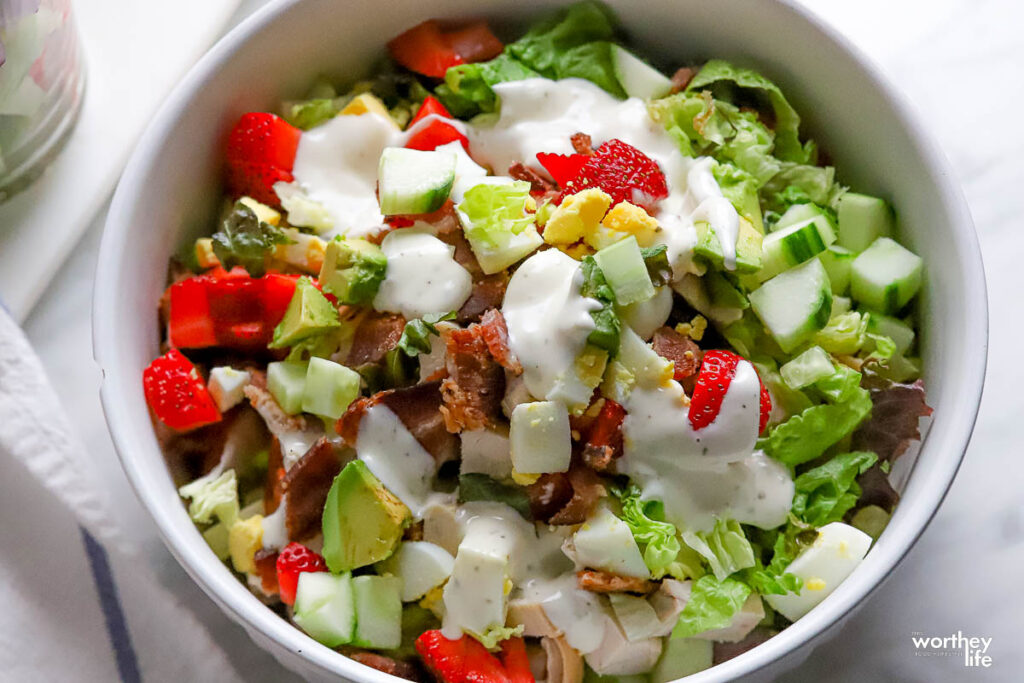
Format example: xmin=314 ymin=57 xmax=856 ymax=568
xmin=260 ymin=496 xmax=289 ymax=550
xmin=502 ymin=249 xmax=600 ymax=405
xmin=356 ymin=404 xmax=449 ymax=517
xmin=521 ymin=572 xmax=608 ymax=653
xmin=620 ymin=362 xmax=794 ymax=532
xmin=372 ymin=228 xmax=473 ymax=319
xmin=467 ymin=78 xmax=741 ymax=275
xmin=289 ymin=112 xmax=400 ymax=238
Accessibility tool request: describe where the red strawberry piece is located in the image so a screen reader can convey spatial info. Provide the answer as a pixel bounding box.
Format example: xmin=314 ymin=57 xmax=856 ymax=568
xmin=388 ymin=20 xmax=465 ymax=78
xmin=582 ymin=399 xmax=626 ymax=469
xmin=224 ymin=113 xmax=301 ymax=206
xmin=536 ymin=152 xmax=589 ymax=187
xmin=498 ymin=639 xmax=535 ymax=683
xmin=142 ymin=349 xmax=222 ymax=432
xmin=443 ymin=22 xmax=504 ymax=63
xmin=558 ymin=139 xmax=668 ymax=211
xmin=689 ymin=349 xmax=771 ymax=433
xmin=275 ymin=542 xmax=327 ymax=606
xmin=415 ymin=630 xmax=511 ymax=683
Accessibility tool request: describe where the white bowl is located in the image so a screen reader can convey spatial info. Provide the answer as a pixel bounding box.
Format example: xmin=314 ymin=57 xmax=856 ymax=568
xmin=93 ymin=0 xmax=987 ymax=680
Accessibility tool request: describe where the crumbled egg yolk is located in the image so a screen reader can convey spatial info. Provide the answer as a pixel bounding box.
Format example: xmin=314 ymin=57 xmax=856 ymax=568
xmin=585 ymin=201 xmax=660 ymax=251
xmin=543 ymin=189 xmax=612 ymax=245
xmin=675 ymin=315 xmax=708 ymax=341
xmin=340 ymin=93 xmax=399 ymax=128
xmin=511 ymin=471 xmax=541 ymax=486
xmin=806 ymin=578 xmax=827 ymax=591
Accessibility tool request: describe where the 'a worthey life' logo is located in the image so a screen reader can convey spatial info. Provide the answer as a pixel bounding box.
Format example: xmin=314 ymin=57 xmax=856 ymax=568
xmin=911 ymin=630 xmax=993 ymax=667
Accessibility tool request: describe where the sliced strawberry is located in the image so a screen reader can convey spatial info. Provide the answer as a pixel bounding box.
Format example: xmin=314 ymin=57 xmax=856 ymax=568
xmin=557 ymin=139 xmax=668 ymax=211
xmin=689 ymin=350 xmax=771 ymax=433
xmin=443 ymin=22 xmax=504 ymax=63
xmin=406 ymin=95 xmax=470 ymax=152
xmin=142 ymin=349 xmax=222 ymax=432
xmin=415 ymin=631 xmax=510 ymax=683
xmin=498 ymin=639 xmax=534 ymax=683
xmin=275 ymin=542 xmax=327 ymax=606
xmin=410 ymin=95 xmax=454 ymax=126
xmin=388 ymin=20 xmax=465 ymax=78
xmin=224 ymin=113 xmax=301 ymax=206
xmin=536 ymin=152 xmax=589 ymax=187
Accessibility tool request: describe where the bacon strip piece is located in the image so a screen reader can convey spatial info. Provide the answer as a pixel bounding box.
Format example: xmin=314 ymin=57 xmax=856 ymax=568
xmin=528 ymin=463 xmax=607 ymax=525
xmin=264 ymin=437 xmax=285 ymax=514
xmin=669 ymin=67 xmax=696 ymax=93
xmin=571 ymin=132 xmax=594 ymax=155
xmin=281 ymin=437 xmax=344 ymax=541
xmin=478 ymin=309 xmax=522 ymax=373
xmin=651 ymin=326 xmax=702 ymax=382
xmin=440 ymin=326 xmax=505 ymax=432
xmin=509 ymin=161 xmax=555 ymax=194
xmin=458 ymin=275 xmax=508 ymax=325
xmin=346 ymin=313 xmax=406 ymax=366
xmin=577 ymin=569 xmax=653 ymax=595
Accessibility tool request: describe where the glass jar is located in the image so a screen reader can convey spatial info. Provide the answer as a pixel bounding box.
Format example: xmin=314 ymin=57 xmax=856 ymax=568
xmin=0 ymin=0 xmax=84 ymax=202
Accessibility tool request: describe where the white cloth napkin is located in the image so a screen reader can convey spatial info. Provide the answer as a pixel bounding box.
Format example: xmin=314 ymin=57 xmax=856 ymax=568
xmin=0 ymin=305 xmax=248 ymax=682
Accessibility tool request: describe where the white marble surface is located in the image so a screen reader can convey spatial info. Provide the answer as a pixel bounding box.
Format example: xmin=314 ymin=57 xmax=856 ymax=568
xmin=18 ymin=0 xmax=1024 ymax=680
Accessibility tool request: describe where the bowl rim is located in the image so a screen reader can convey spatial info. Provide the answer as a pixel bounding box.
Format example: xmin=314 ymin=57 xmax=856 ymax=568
xmin=93 ymin=0 xmax=988 ymax=681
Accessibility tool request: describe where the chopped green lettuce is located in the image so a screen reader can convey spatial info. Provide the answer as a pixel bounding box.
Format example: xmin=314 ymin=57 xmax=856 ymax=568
xmin=211 ymin=201 xmax=292 ymax=277
xmin=712 ymin=162 xmax=764 ymax=233
xmin=472 ymin=623 xmax=525 ymax=650
xmin=459 ymin=181 xmax=535 ymax=246
xmin=765 ymin=385 xmax=873 ymax=467
xmin=761 ymin=162 xmax=843 ymax=213
xmin=686 ymin=59 xmax=809 ymax=163
xmin=791 ymin=451 xmax=878 ymax=526
xmin=682 ymin=519 xmax=756 ymax=581
xmin=614 ymin=486 xmax=703 ymax=580
xmin=397 ymin=311 xmax=456 ymax=357
xmin=580 ymin=256 xmax=622 ymax=354
xmin=550 ymin=40 xmax=625 ymax=97
xmin=284 ymin=98 xmax=338 ymax=130
xmin=505 ymin=1 xmax=617 ymax=78
xmin=639 ymin=245 xmax=673 ymax=287
xmin=178 ymin=469 xmax=239 ymax=526
xmin=435 ymin=54 xmax=539 ymax=118
xmin=813 ymin=364 xmax=863 ymax=404
xmin=671 ymin=575 xmax=751 ymax=639
xmin=864 ymin=333 xmax=897 ymax=361
xmin=814 ymin=311 xmax=868 ymax=355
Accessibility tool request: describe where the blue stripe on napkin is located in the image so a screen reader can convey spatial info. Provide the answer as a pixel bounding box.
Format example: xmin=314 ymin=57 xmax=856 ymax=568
xmin=81 ymin=528 xmax=142 ymax=683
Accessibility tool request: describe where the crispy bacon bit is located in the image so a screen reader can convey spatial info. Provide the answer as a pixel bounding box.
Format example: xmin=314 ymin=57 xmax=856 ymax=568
xmin=252 ymin=548 xmax=280 ymax=596
xmin=581 ymin=399 xmax=626 ymax=472
xmin=652 ymin=326 xmax=703 ymax=382
xmin=458 ymin=275 xmax=509 ymax=325
xmin=577 ymin=569 xmax=653 ymax=594
xmin=265 ymin=437 xmax=285 ymax=514
xmin=243 ymin=381 xmax=308 ymax=437
xmin=335 ymin=394 xmax=382 ymax=447
xmin=346 ymin=313 xmax=406 ymax=366
xmin=526 ymin=473 xmax=574 ymax=521
xmin=440 ymin=326 xmax=505 ymax=432
xmin=404 ymin=520 xmax=425 ymax=541
xmin=344 ymin=650 xmax=422 ymax=682
xmin=509 ymin=161 xmax=556 ymax=195
xmin=155 ymin=419 xmax=230 ymax=485
xmin=669 ymin=66 xmax=696 ymax=93
xmin=380 ymin=382 xmax=459 ymax=465
xmin=548 ymin=464 xmax=607 ymax=525
xmin=571 ymin=132 xmax=594 ymax=155
xmin=435 ymin=222 xmax=483 ymax=276
xmin=478 ymin=309 xmax=522 ymax=373
xmin=281 ymin=438 xmax=344 ymax=541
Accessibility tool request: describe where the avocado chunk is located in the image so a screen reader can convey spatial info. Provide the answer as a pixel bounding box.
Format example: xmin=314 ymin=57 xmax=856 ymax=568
xmin=322 ymin=460 xmax=410 ymax=573
xmin=693 ymin=218 xmax=763 ymax=273
xmin=269 ymin=277 xmax=340 ymax=349
xmin=318 ymin=239 xmax=387 ymax=305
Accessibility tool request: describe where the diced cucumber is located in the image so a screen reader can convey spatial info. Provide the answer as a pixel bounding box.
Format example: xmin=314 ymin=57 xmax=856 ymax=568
xmin=818 ymin=245 xmax=856 ymax=294
xmin=780 ymin=346 xmax=835 ymax=390
xmin=749 ymin=259 xmax=833 ymax=353
xmin=611 ymin=45 xmax=673 ymax=99
xmin=849 ymin=237 xmax=923 ymax=314
xmin=837 ymin=192 xmax=894 ymax=252
xmin=594 ymin=236 xmax=655 ymax=306
xmin=267 ymin=361 xmax=308 ymax=415
xmin=773 ymin=203 xmax=834 ymax=232
xmin=831 ymin=295 xmax=851 ymax=317
xmin=352 ymin=575 xmax=402 ymax=649
xmin=302 ymin=357 xmax=361 ymax=420
xmin=693 ymin=220 xmax=763 ymax=273
xmin=651 ymin=638 xmax=714 ymax=683
xmin=759 ymin=215 xmax=836 ymax=281
xmin=510 ymin=401 xmax=572 ymax=475
xmin=293 ymin=572 xmax=355 ymax=647
xmin=377 ymin=147 xmax=455 ymax=215
xmin=866 ymin=312 xmax=915 ymax=355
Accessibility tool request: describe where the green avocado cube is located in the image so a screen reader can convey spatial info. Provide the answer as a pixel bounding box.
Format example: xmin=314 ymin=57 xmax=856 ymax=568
xmin=319 ymin=239 xmax=387 ymax=305
xmin=269 ymin=277 xmax=340 ymax=349
xmin=302 ymin=357 xmax=360 ymax=420
xmin=322 ymin=461 xmax=410 ymax=573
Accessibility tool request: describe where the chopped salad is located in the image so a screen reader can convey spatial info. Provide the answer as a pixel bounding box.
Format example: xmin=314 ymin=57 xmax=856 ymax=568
xmin=145 ymin=3 xmax=932 ymax=681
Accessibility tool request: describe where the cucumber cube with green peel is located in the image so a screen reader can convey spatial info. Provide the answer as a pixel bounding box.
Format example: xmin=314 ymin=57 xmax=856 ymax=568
xmin=773 ymin=203 xmax=835 ymax=233
xmin=594 ymin=236 xmax=655 ymax=306
xmin=267 ymin=360 xmax=308 ymax=415
xmin=378 ymin=147 xmax=456 ymax=215
xmin=352 ymin=575 xmax=402 ymax=649
xmin=850 ymin=237 xmax=922 ymax=314
xmin=818 ymin=245 xmax=856 ymax=294
xmin=749 ymin=258 xmax=833 ymax=353
xmin=759 ymin=215 xmax=837 ymax=281
xmin=837 ymin=192 xmax=894 ymax=252
xmin=302 ymin=357 xmax=360 ymax=420
xmin=293 ymin=572 xmax=355 ymax=647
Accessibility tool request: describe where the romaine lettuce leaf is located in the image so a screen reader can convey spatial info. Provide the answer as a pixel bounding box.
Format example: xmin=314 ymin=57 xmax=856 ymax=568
xmin=765 ymin=385 xmax=873 ymax=467
xmin=458 ymin=181 xmax=535 ymax=246
xmin=178 ymin=469 xmax=239 ymax=526
xmin=761 ymin=162 xmax=843 ymax=213
xmin=791 ymin=451 xmax=878 ymax=526
xmin=580 ymin=255 xmax=622 ymax=354
xmin=671 ymin=575 xmax=751 ymax=639
xmin=505 ymin=0 xmax=618 ymax=78
xmin=458 ymin=474 xmax=532 ymax=520
xmin=284 ymin=98 xmax=337 ymax=130
xmin=814 ymin=311 xmax=868 ymax=355
xmin=686 ymin=59 xmax=809 ymax=163
xmin=435 ymin=54 xmax=539 ymax=118
xmin=682 ymin=519 xmax=756 ymax=581
xmin=712 ymin=161 xmax=764 ymax=233
xmin=553 ymin=40 xmax=625 ymax=98
xmin=614 ymin=485 xmax=704 ymax=580
xmin=398 ymin=311 xmax=456 ymax=357
xmin=813 ymin=364 xmax=863 ymax=404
